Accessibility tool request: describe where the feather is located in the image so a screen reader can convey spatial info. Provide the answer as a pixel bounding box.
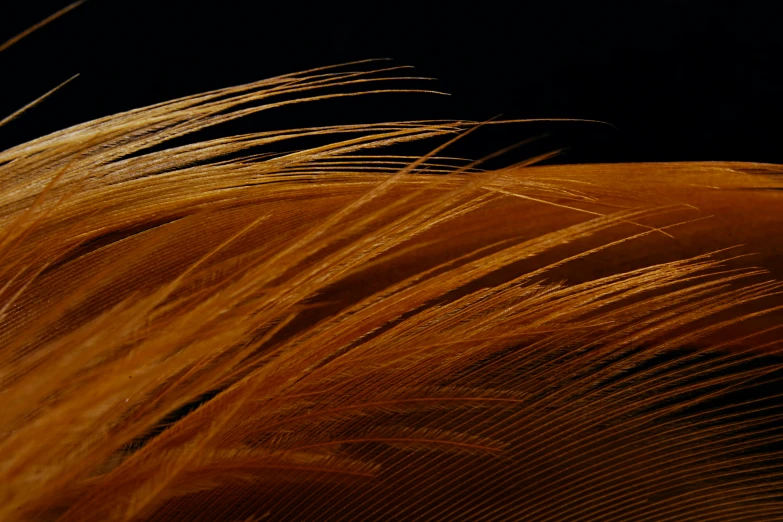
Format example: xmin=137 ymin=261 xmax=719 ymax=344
xmin=2 ymin=10 xmax=783 ymax=522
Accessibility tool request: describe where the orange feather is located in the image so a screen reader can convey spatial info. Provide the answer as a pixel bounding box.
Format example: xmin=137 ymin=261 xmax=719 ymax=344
xmin=2 ymin=8 xmax=783 ymax=522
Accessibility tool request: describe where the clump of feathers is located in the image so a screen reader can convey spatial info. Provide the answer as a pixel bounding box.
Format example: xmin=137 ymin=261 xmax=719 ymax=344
xmin=2 ymin=11 xmax=783 ymax=522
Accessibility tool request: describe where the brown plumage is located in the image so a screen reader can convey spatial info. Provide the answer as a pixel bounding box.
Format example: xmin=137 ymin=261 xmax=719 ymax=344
xmin=2 ymin=8 xmax=783 ymax=522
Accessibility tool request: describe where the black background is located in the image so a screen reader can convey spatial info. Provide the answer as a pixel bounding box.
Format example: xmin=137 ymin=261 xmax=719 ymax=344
xmin=1 ymin=1 xmax=781 ymax=165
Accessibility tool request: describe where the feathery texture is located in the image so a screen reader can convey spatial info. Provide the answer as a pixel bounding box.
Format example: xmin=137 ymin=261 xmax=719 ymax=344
xmin=2 ymin=57 xmax=783 ymax=521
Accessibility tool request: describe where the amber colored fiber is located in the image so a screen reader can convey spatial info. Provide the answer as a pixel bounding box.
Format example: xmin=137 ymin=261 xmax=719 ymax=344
xmin=2 ymin=9 xmax=783 ymax=522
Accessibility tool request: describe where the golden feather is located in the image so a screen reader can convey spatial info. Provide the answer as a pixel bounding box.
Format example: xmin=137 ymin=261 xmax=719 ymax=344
xmin=2 ymin=6 xmax=783 ymax=522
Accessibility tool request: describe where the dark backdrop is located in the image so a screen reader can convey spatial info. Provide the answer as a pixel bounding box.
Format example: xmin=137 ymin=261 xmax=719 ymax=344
xmin=1 ymin=1 xmax=781 ymax=165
